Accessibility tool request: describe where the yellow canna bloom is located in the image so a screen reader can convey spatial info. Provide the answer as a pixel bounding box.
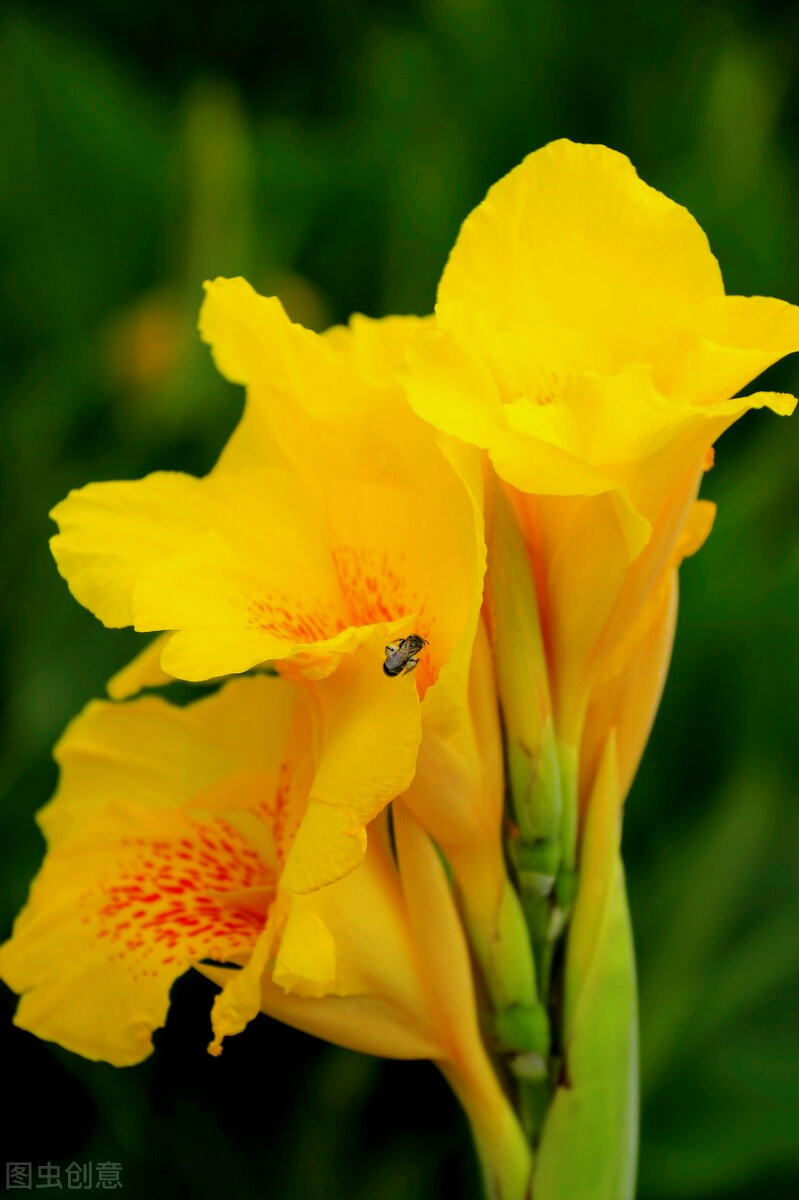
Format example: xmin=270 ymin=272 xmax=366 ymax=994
xmin=403 ymin=138 xmax=798 ymax=541
xmin=0 ymin=675 xmax=412 ymax=1060
xmin=0 ymin=675 xmax=530 ymax=1199
xmin=48 ymin=285 xmax=479 ymax=886
xmin=401 ymin=137 xmax=799 ymax=821
xmin=52 ymin=281 xmax=477 ymax=695
xmin=49 ymin=278 xmax=538 ymax=1045
xmin=393 ymin=137 xmax=799 ymax=1196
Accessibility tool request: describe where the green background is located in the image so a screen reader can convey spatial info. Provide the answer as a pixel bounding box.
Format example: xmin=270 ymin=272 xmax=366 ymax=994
xmin=1 ymin=2 xmax=798 ymax=1196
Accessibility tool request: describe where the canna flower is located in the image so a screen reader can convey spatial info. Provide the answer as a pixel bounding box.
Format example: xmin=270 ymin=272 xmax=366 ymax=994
xmin=49 ymin=281 xmax=537 ymax=1048
xmin=48 ymin=288 xmax=478 ymax=895
xmin=0 ymin=676 xmax=531 ymax=1200
xmin=402 ymin=138 xmax=799 ymax=758
xmin=399 ymin=138 xmax=799 ymax=903
xmin=398 ymin=138 xmax=799 ymax=1195
xmin=0 ymin=672 xmax=419 ymax=1061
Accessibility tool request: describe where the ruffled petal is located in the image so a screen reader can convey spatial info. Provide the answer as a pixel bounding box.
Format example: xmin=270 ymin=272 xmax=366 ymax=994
xmin=323 ymin=312 xmax=436 ymax=381
xmin=438 ymin=139 xmax=723 ymax=365
xmin=50 ymin=473 xmax=217 ymax=628
xmin=401 ymin=326 xmax=651 ymax=557
xmin=271 ymin=903 xmax=337 ymax=997
xmin=669 ymin=294 xmax=799 ymax=403
xmin=40 ymin=675 xmax=298 ymax=847
xmin=281 ymin=632 xmax=422 ymax=894
xmin=200 ymin=277 xmax=380 ymax=419
xmin=208 ymin=817 xmax=443 ymax=1057
xmin=0 ymin=802 xmax=272 ymax=1065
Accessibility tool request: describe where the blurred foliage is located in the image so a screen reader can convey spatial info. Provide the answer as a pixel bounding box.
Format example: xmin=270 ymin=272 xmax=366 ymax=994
xmin=1 ymin=1 xmax=799 ymax=1196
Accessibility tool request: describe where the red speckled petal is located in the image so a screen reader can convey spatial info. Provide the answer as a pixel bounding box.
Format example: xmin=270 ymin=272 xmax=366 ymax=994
xmin=0 ymin=803 xmax=274 ymax=1065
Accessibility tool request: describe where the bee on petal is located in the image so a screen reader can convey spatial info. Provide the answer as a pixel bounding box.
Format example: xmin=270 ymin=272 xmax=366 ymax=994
xmin=383 ymin=635 xmax=428 ymax=677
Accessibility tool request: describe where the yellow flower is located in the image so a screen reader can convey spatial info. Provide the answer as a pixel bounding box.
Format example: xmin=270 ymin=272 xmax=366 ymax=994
xmin=401 ymin=138 xmax=799 ymax=798
xmin=52 ymin=281 xmax=475 ymax=692
xmin=392 ymin=137 xmax=799 ymax=1195
xmin=0 ymin=674 xmax=410 ymax=1058
xmin=49 ymin=279 xmax=538 ymax=1038
xmin=48 ymin=282 xmax=479 ymax=886
xmin=404 ymin=139 xmax=798 ymax=538
xmin=0 ymin=677 xmax=531 ymax=1200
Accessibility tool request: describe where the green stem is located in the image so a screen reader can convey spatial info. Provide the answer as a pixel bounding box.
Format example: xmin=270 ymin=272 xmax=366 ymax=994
xmin=534 ymin=737 xmax=639 ymax=1200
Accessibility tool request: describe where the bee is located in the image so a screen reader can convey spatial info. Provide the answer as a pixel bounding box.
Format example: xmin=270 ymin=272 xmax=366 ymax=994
xmin=383 ymin=634 xmax=428 ymax=677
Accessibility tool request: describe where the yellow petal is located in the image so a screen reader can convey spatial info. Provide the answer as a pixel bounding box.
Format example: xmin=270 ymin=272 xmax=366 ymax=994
xmin=503 ymin=365 xmax=682 ymax=467
xmin=402 ymin=620 xmax=509 ymax=961
xmin=581 ymin=499 xmax=715 ymax=805
xmin=703 ymin=388 xmax=797 ymax=423
xmin=543 ymin=489 xmax=640 ymax=740
xmin=401 ymin=326 xmax=651 ymax=556
xmin=0 ymin=802 xmax=272 ymax=1065
xmin=271 ymin=903 xmax=337 ymax=996
xmin=209 ymin=816 xmax=442 ymax=1056
xmin=58 ymin=277 xmax=486 ymax=694
xmin=612 ymin=573 xmax=679 ymax=805
xmin=52 ymin=461 xmax=367 ymax=681
xmin=671 ymin=294 xmax=799 ymax=403
xmin=210 ymin=296 xmax=433 ymax=481
xmin=672 ymin=497 xmax=717 ymax=561
xmin=581 ymin=574 xmax=678 ymax=810
xmin=50 ymin=473 xmax=217 ymax=628
xmin=272 ymin=811 xmax=443 ymax=1006
xmin=207 ymin=916 xmax=279 ymax=1057
xmin=401 ymin=326 xmax=505 ymax=449
xmin=107 ymin=634 xmax=174 ymax=699
xmin=280 ymin=633 xmax=422 ymax=894
xmin=41 ymin=675 xmax=298 ymax=847
xmin=287 ymin=815 xmax=426 ymax=1001
xmin=323 ymin=312 xmax=436 ymax=381
xmin=200 ymin=277 xmax=380 ymax=418
xmin=438 ymin=139 xmax=723 ymax=364
xmin=200 ymin=963 xmax=443 ymax=1061
xmin=595 ymin=499 xmax=715 ymax=691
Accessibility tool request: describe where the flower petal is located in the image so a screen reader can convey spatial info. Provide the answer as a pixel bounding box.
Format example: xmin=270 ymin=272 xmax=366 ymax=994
xmin=671 ymin=294 xmax=799 ymax=404
xmin=323 ymin=312 xmax=436 ymax=381
xmin=438 ymin=139 xmax=723 ymax=363
xmin=107 ymin=634 xmax=174 ymax=700
xmin=280 ymin=632 xmax=422 ymax=894
xmin=401 ymin=326 xmax=649 ymax=548
xmin=582 ymin=573 xmax=678 ymax=812
xmin=40 ymin=675 xmax=297 ymax=847
xmin=206 ymin=815 xmax=445 ymax=1057
xmin=50 ymin=473 xmax=217 ymax=628
xmin=0 ymin=802 xmax=272 ymax=1065
xmin=503 ymin=365 xmax=683 ymax=467
xmin=271 ymin=903 xmax=337 ymax=997
xmin=200 ymin=277 xmax=380 ymax=418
